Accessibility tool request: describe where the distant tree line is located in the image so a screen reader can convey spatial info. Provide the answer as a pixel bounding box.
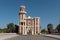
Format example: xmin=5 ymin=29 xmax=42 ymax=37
xmin=0 ymin=23 xmax=60 ymax=34
xmin=0 ymin=23 xmax=19 ymax=33
xmin=41 ymin=24 xmax=60 ymax=34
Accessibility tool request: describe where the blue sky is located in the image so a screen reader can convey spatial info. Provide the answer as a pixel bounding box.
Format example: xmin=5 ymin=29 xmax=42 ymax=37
xmin=0 ymin=0 xmax=60 ymax=30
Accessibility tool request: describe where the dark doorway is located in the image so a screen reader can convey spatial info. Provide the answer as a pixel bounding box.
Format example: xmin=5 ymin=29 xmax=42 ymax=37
xmin=27 ymin=29 xmax=32 ymax=35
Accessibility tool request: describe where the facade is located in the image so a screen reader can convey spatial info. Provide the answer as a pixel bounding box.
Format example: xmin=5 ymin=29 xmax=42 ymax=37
xmin=19 ymin=5 xmax=40 ymax=35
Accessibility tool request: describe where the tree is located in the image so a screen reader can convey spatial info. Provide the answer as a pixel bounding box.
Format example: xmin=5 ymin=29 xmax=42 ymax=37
xmin=56 ymin=24 xmax=60 ymax=33
xmin=15 ymin=24 xmax=19 ymax=33
xmin=47 ymin=24 xmax=53 ymax=34
xmin=7 ymin=23 xmax=16 ymax=33
xmin=0 ymin=23 xmax=19 ymax=33
xmin=41 ymin=29 xmax=47 ymax=34
xmin=2 ymin=28 xmax=8 ymax=33
xmin=0 ymin=28 xmax=2 ymax=33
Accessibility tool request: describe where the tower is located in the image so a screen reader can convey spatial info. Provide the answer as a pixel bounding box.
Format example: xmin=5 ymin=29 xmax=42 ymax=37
xmin=19 ymin=5 xmax=40 ymax=35
xmin=19 ymin=6 xmax=26 ymax=20
xmin=19 ymin=5 xmax=27 ymax=35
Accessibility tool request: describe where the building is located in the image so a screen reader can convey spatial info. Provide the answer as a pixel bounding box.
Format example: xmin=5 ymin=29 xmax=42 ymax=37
xmin=19 ymin=5 xmax=40 ymax=35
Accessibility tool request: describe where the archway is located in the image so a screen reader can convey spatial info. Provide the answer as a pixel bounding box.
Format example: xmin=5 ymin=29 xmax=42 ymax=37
xmin=27 ymin=27 xmax=32 ymax=35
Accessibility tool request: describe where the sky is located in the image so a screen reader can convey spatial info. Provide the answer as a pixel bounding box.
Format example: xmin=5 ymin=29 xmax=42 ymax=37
xmin=0 ymin=0 xmax=60 ymax=30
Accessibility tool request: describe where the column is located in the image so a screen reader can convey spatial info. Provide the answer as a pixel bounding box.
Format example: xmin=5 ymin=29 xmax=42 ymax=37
xmin=32 ymin=27 xmax=34 ymax=35
xmin=35 ymin=18 xmax=36 ymax=35
xmin=24 ymin=27 xmax=27 ymax=35
xmin=24 ymin=21 xmax=27 ymax=35
xmin=23 ymin=24 xmax=24 ymax=35
xmin=20 ymin=25 xmax=21 ymax=34
xmin=38 ymin=18 xmax=40 ymax=34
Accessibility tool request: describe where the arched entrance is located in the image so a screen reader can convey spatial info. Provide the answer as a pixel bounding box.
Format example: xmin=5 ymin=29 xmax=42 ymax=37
xmin=27 ymin=27 xmax=32 ymax=35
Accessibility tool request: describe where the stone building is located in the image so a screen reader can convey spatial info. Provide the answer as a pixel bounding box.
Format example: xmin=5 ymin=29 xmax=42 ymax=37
xmin=19 ymin=5 xmax=40 ymax=35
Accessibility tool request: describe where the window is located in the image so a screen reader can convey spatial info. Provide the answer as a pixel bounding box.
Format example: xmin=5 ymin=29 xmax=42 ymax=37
xmin=36 ymin=19 xmax=38 ymax=25
xmin=36 ymin=22 xmax=38 ymax=25
xmin=20 ymin=22 xmax=25 ymax=25
xmin=28 ymin=22 xmax=30 ymax=26
xmin=21 ymin=22 xmax=23 ymax=25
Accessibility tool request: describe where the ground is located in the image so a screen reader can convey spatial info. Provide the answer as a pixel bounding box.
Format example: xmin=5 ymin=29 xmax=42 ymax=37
xmin=0 ymin=33 xmax=60 ymax=40
xmin=0 ymin=33 xmax=18 ymax=40
xmin=5 ymin=35 xmax=59 ymax=40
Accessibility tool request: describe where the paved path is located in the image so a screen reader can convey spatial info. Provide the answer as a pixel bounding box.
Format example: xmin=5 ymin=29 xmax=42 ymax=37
xmin=0 ymin=33 xmax=19 ymax=40
xmin=0 ymin=33 xmax=60 ymax=40
xmin=5 ymin=35 xmax=59 ymax=40
xmin=42 ymin=34 xmax=60 ymax=39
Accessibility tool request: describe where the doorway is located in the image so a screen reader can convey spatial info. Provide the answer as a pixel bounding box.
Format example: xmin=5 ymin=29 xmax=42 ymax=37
xmin=27 ymin=27 xmax=32 ymax=35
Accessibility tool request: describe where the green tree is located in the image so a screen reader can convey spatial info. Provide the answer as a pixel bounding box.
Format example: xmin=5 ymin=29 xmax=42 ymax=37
xmin=2 ymin=28 xmax=7 ymax=33
xmin=56 ymin=24 xmax=60 ymax=33
xmin=0 ymin=28 xmax=2 ymax=33
xmin=41 ymin=29 xmax=47 ymax=34
xmin=15 ymin=24 xmax=19 ymax=33
xmin=7 ymin=23 xmax=16 ymax=33
xmin=47 ymin=24 xmax=53 ymax=34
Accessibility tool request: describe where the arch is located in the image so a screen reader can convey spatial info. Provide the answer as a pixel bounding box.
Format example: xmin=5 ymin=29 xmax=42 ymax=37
xmin=26 ymin=27 xmax=32 ymax=35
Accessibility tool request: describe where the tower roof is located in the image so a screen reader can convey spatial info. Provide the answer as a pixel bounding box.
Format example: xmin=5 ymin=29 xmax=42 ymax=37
xmin=19 ymin=5 xmax=26 ymax=14
xmin=20 ymin=5 xmax=25 ymax=8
